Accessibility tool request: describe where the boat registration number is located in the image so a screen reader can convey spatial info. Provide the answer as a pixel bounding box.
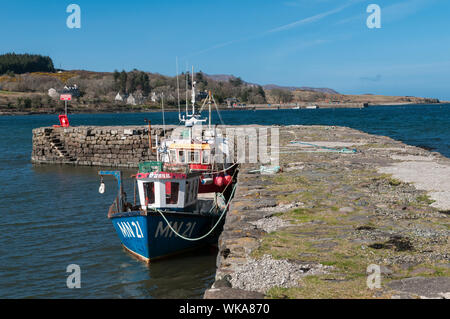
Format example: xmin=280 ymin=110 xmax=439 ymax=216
xmin=155 ymin=221 xmax=196 ymax=238
xmin=117 ymin=221 xmax=145 ymax=239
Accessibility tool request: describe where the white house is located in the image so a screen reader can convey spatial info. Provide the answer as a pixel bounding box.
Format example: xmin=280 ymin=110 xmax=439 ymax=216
xmin=48 ymin=88 xmax=59 ymax=99
xmin=126 ymin=94 xmax=137 ymax=105
xmin=115 ymin=92 xmax=125 ymax=102
xmin=150 ymin=92 xmax=159 ymax=103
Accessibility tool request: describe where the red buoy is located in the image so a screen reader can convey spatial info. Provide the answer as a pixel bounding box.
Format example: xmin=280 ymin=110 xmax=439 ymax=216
xmin=224 ymin=174 xmax=232 ymax=185
xmin=58 ymin=115 xmax=70 ymax=127
xmin=214 ymin=176 xmax=224 ymax=187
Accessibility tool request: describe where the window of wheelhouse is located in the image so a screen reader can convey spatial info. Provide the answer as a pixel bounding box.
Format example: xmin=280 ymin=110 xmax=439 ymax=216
xmin=144 ymin=182 xmax=155 ymax=205
xmin=185 ymin=181 xmax=191 ymax=204
xmin=202 ymin=150 xmax=210 ymax=164
xmin=169 ymin=149 xmax=176 ymax=162
xmin=178 ymin=150 xmax=186 ymax=163
xmin=193 ymin=180 xmax=198 ymax=200
xmin=188 ymin=150 xmax=200 ymax=163
xmin=165 ymin=181 xmax=179 ymax=205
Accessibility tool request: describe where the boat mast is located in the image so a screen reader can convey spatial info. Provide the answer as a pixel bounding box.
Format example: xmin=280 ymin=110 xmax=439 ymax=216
xmin=176 ymin=57 xmax=181 ymax=121
xmin=208 ymin=90 xmax=212 ymax=129
xmin=185 ymin=63 xmax=189 ymax=116
xmin=161 ymin=92 xmax=166 ymax=137
xmin=191 ymin=66 xmax=196 ymax=115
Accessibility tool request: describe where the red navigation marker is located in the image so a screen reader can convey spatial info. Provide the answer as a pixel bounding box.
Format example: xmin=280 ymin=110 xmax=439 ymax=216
xmin=60 ymin=94 xmax=72 ymax=101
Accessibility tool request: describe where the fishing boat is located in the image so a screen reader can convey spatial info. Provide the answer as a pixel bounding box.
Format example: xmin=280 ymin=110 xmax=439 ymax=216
xmin=98 ymin=67 xmax=238 ymax=262
xmin=156 ymin=67 xmax=237 ymax=194
xmin=99 ymin=162 xmax=237 ymax=262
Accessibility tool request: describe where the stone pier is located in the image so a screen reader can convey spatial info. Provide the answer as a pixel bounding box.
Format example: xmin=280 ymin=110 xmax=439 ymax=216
xmin=31 ymin=125 xmax=174 ymax=167
xmin=204 ymin=125 xmax=450 ymax=299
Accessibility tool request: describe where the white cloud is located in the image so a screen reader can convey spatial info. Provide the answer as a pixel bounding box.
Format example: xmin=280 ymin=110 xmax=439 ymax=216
xmin=186 ymin=0 xmax=362 ymax=58
xmin=268 ymin=0 xmax=363 ymax=33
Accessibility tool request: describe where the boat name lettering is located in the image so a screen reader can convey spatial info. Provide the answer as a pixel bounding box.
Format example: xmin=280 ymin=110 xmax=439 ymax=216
xmin=155 ymin=221 xmax=196 ymax=238
xmin=117 ymin=221 xmax=144 ymax=239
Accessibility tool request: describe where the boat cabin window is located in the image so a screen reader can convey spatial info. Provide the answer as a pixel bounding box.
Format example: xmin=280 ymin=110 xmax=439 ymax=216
xmin=202 ymin=150 xmax=210 ymax=164
xmin=144 ymin=182 xmax=155 ymax=205
xmin=192 ymin=180 xmax=198 ymax=201
xmin=169 ymin=149 xmax=176 ymax=162
xmin=188 ymin=151 xmax=200 ymax=164
xmin=185 ymin=181 xmax=191 ymax=204
xmin=165 ymin=182 xmax=179 ymax=205
xmin=178 ymin=150 xmax=186 ymax=163
xmin=184 ymin=179 xmax=199 ymax=205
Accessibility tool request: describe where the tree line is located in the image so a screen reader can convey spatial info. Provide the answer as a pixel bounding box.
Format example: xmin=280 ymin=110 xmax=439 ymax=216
xmin=113 ymin=70 xmax=151 ymax=96
xmin=0 ymin=53 xmax=55 ymax=75
xmin=111 ymin=70 xmax=268 ymax=105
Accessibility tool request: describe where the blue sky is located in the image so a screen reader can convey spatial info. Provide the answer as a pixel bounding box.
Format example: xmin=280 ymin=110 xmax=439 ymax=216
xmin=1 ymin=0 xmax=449 ymax=100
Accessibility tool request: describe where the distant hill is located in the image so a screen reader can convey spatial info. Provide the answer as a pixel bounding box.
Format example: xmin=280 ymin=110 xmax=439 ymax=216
xmin=204 ymin=74 xmax=237 ymax=82
xmin=262 ymin=84 xmax=339 ymax=94
xmin=204 ymin=74 xmax=339 ymax=94
xmin=0 ymin=60 xmax=442 ymax=114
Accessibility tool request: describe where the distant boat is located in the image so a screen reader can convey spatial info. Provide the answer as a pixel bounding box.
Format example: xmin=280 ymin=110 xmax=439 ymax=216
xmin=292 ymin=106 xmax=300 ymax=110
xmin=306 ymin=105 xmax=318 ymax=109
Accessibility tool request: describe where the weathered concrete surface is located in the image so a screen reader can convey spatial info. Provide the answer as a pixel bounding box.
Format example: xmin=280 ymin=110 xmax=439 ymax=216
xmin=379 ymin=158 xmax=450 ymax=211
xmin=387 ymin=277 xmax=450 ymax=299
xmin=205 ymin=125 xmax=449 ymax=299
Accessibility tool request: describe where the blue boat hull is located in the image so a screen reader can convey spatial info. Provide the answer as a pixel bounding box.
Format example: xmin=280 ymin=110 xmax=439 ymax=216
xmin=110 ymin=211 xmax=221 ymax=262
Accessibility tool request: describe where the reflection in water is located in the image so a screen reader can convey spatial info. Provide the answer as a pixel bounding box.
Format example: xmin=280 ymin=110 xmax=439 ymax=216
xmin=117 ymin=247 xmax=217 ymax=299
xmin=0 ymin=162 xmax=218 ymax=298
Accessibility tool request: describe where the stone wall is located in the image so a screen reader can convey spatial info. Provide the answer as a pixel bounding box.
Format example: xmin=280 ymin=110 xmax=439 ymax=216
xmin=31 ymin=125 xmax=174 ymax=167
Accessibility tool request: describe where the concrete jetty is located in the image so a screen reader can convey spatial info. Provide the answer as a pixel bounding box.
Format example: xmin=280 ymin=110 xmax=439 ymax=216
xmin=31 ymin=125 xmax=450 ymax=299
xmin=204 ymin=125 xmax=450 ymax=299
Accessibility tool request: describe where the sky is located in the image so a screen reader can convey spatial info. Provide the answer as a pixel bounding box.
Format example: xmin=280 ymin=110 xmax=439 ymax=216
xmin=0 ymin=0 xmax=449 ymax=100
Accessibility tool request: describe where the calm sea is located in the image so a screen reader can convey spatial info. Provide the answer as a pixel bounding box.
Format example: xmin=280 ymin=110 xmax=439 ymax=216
xmin=0 ymin=104 xmax=449 ymax=298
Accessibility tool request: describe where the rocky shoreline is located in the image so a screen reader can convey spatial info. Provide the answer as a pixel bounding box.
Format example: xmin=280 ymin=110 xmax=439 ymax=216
xmin=204 ymin=125 xmax=449 ymax=299
xmin=3 ymin=102 xmax=450 ymax=116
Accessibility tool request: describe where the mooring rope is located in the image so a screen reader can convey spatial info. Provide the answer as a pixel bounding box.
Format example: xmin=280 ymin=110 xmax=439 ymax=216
xmin=289 ymin=141 xmax=357 ymax=154
xmin=149 ymin=181 xmax=238 ymax=241
xmin=248 ymin=165 xmax=281 ymax=174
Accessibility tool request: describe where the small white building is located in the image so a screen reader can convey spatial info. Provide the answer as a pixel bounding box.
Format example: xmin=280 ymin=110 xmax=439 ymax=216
xmin=116 ymin=92 xmax=146 ymax=105
xmin=134 ymin=91 xmax=146 ymax=105
xmin=150 ymin=92 xmax=159 ymax=103
xmin=127 ymin=94 xmax=137 ymax=105
xmin=48 ymin=88 xmax=59 ymax=99
xmin=115 ymin=92 xmax=127 ymax=102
